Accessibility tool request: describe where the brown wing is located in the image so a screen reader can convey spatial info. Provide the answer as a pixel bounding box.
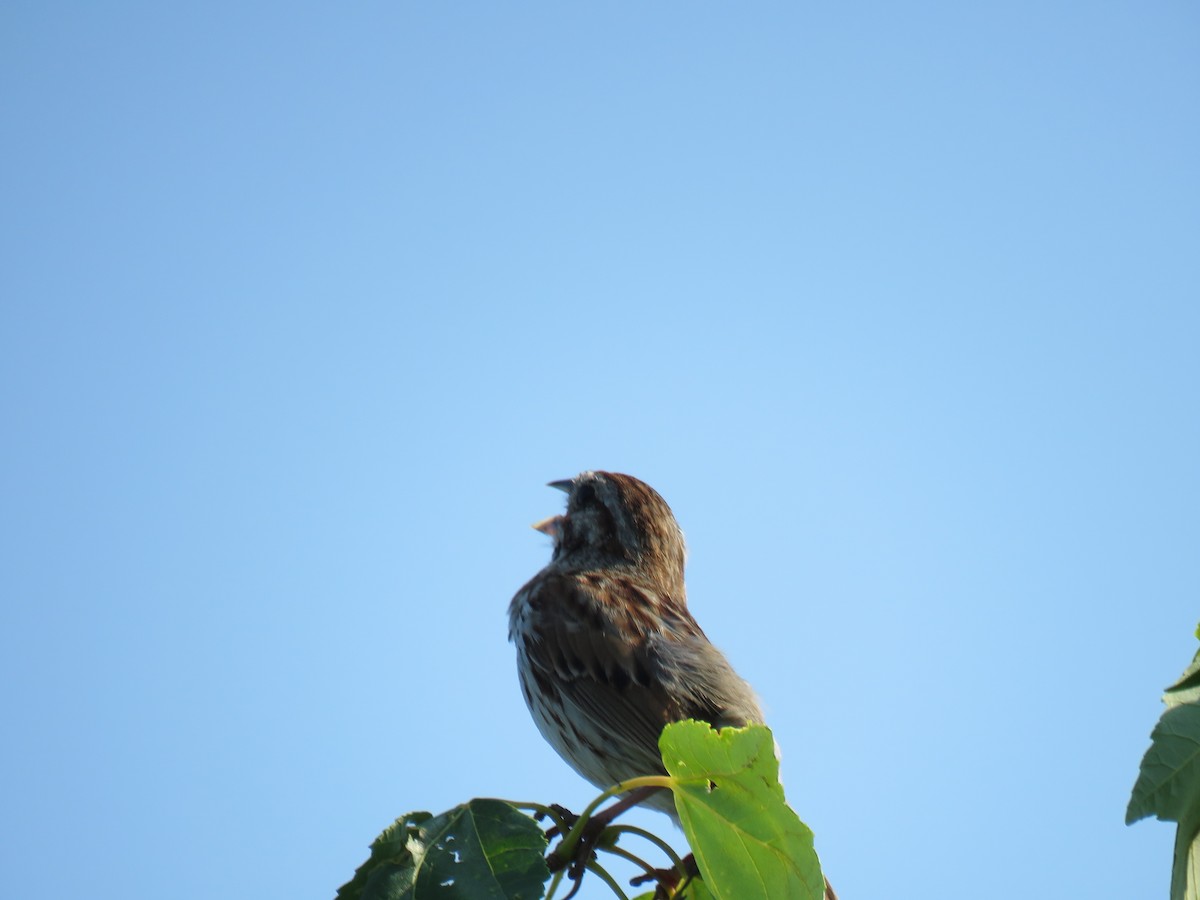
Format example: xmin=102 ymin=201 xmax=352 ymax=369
xmin=517 ymin=572 xmax=672 ymax=779
xmin=516 ymin=571 xmax=763 ymax=782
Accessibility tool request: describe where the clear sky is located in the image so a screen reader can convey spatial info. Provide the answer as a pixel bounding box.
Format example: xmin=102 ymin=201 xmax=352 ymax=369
xmin=2 ymin=3 xmax=1197 ymax=899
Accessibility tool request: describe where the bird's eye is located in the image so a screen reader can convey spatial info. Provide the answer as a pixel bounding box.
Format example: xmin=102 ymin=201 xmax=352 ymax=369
xmin=574 ymin=483 xmax=597 ymax=506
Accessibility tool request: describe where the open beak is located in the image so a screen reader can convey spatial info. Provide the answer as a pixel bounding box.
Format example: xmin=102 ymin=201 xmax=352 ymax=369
xmin=531 ymin=515 xmax=564 ymax=539
xmin=533 ymin=480 xmax=572 ymax=539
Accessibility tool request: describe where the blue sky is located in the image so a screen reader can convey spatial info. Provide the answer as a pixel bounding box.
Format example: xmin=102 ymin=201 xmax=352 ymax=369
xmin=2 ymin=3 xmax=1197 ymax=898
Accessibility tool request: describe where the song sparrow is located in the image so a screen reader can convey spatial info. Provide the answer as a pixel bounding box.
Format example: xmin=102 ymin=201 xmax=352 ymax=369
xmin=508 ymin=471 xmax=765 ymax=814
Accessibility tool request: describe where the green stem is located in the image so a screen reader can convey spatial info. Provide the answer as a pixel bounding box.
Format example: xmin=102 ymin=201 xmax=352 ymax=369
xmin=606 ymin=823 xmax=684 ymax=869
xmin=555 ymin=776 xmax=673 ymax=863
xmin=673 ymin=869 xmax=699 ymax=900
xmin=601 ymin=843 xmax=658 ymax=877
xmin=584 ymin=860 xmax=630 ymax=900
xmin=494 ymin=799 xmax=568 ymax=828
xmin=543 ymin=867 xmax=567 ymax=900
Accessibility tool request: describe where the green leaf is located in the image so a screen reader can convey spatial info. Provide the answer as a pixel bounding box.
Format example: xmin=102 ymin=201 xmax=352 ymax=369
xmin=1130 ymin=629 xmax=1200 ymax=900
xmin=1167 ymin=655 xmax=1200 ymax=709
xmin=338 ymin=812 xmax=433 ymax=900
xmin=337 ymin=800 xmax=549 ymax=900
xmin=1128 ymin=705 xmax=1200 ymax=825
xmin=659 ymin=721 xmax=825 ymax=900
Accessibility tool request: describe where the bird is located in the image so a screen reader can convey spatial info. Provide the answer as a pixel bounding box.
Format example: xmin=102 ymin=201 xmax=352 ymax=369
xmin=508 ymin=471 xmax=836 ymax=898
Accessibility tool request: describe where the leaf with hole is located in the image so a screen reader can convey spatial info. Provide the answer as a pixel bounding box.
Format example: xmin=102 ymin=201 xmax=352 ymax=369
xmin=337 ymin=800 xmax=549 ymax=900
xmin=659 ymin=721 xmax=824 ymax=900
